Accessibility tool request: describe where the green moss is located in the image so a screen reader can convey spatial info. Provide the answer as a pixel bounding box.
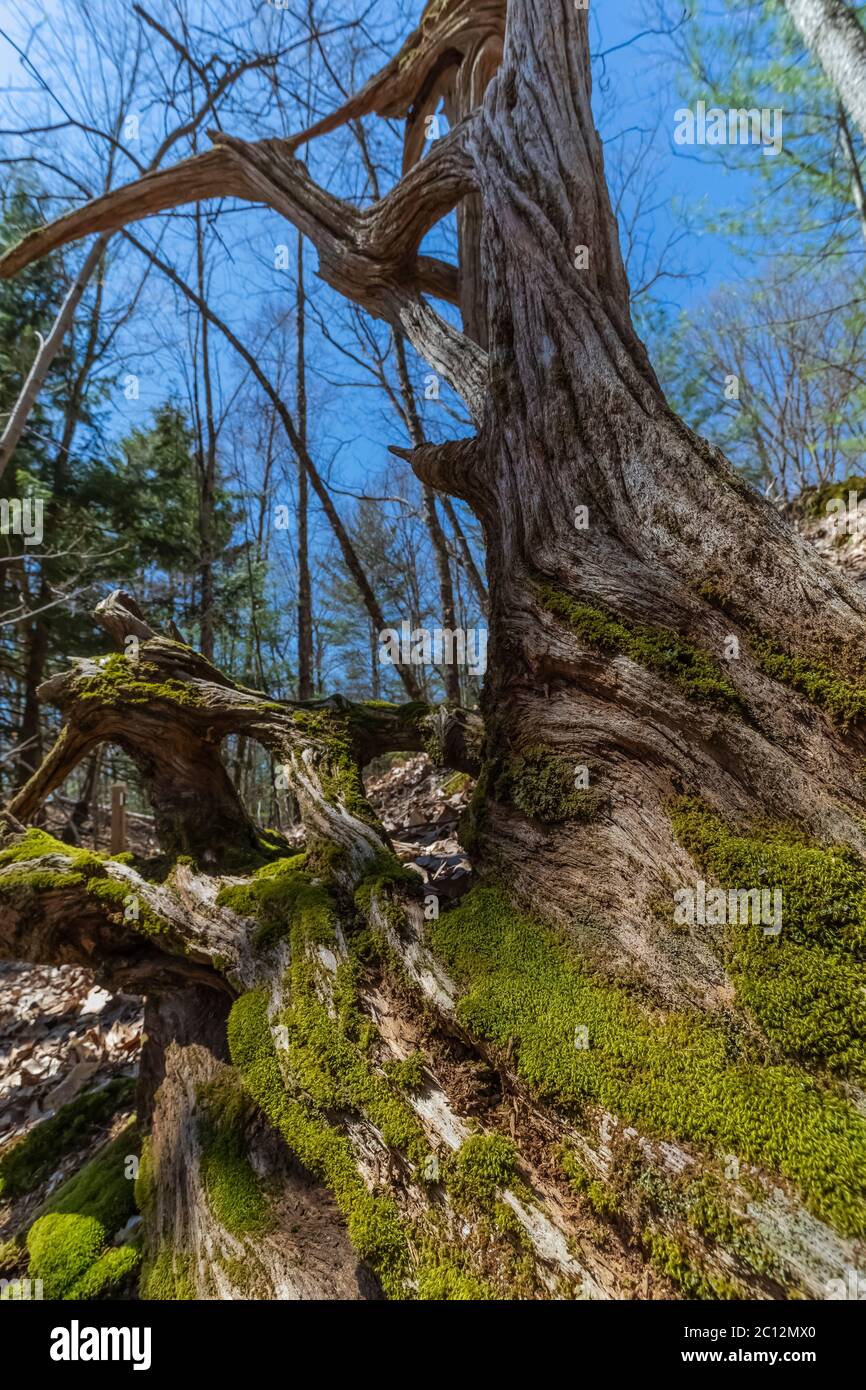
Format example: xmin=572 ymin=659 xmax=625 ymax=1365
xmin=197 ymin=1074 xmax=271 ymax=1237
xmin=75 ymin=651 xmax=201 ymax=708
xmin=446 ymin=1135 xmax=520 ymax=1211
xmin=66 ymin=1245 xmax=140 ymax=1300
xmin=228 ymin=989 xmax=412 ymax=1298
xmin=26 ymin=1213 xmax=104 ymax=1297
xmin=696 ymin=553 xmax=866 ymax=726
xmin=0 ymin=868 xmax=86 ymax=896
xmin=85 ymin=875 xmax=172 ymax=940
xmin=332 ymin=957 xmax=376 ymax=1050
xmin=229 ymin=982 xmax=541 ymax=1299
xmin=278 ymin=975 xmax=430 ymax=1170
xmin=384 ymin=1051 xmax=428 ymax=1094
xmin=353 ymin=851 xmax=421 ymax=916
xmin=491 ymin=745 xmax=601 ymax=823
xmin=0 ymin=827 xmax=177 ymax=942
xmin=217 ymin=853 xmax=334 ymax=954
xmin=441 ymin=772 xmax=472 ymax=797
xmin=290 ymin=710 xmax=379 ymax=825
xmin=0 ymin=822 xmax=132 ymax=867
xmin=41 ymin=1124 xmax=138 ymax=1235
xmin=539 ymin=581 xmax=743 ymax=713
xmin=26 ymin=1212 xmax=139 ymax=1300
xmin=429 ymin=887 xmax=866 ymax=1236
xmin=644 ymin=1230 xmax=744 ymax=1300
xmin=20 ymin=1121 xmax=140 ymax=1300
xmin=0 ymin=826 xmax=103 ymax=867
xmin=681 ymin=1175 xmax=774 ymax=1276
xmin=270 ymin=861 xmax=431 ymax=1176
xmin=134 ymin=1137 xmax=155 ymax=1223
xmin=671 ymin=798 xmax=866 ymax=1077
xmin=0 ymin=1077 xmax=134 ymax=1200
xmin=559 ymin=1148 xmax=621 ymax=1219
xmin=139 ymin=1248 xmax=196 ymax=1301
xmin=415 ymin=1254 xmax=498 ymax=1301
xmin=748 ymin=634 xmax=866 ymax=726
xmin=587 ymin=1138 xmax=777 ymax=1285
xmin=227 ymin=865 xmax=541 ymax=1300
xmin=671 ymin=799 xmax=866 ymax=953
xmin=0 ymin=826 xmax=119 ymax=883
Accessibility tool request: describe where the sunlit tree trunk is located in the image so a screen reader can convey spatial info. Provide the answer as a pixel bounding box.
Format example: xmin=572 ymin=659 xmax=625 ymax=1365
xmin=784 ymin=0 xmax=866 ymax=142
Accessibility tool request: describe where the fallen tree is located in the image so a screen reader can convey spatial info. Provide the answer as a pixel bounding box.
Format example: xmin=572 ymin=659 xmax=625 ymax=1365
xmin=2 ymin=0 xmax=866 ymax=1299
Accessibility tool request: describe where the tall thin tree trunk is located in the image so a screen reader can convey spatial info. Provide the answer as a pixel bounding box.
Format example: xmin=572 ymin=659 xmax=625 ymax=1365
xmin=784 ymin=0 xmax=866 ymax=142
xmin=295 ymin=231 xmax=314 ymax=700
xmin=352 ymin=115 xmax=465 ymax=699
xmin=13 ymin=597 xmax=49 ymax=788
xmin=121 ymin=230 xmax=423 ymax=701
xmin=440 ymin=493 xmax=487 ymax=612
xmin=0 ymin=235 xmax=107 ymax=480
xmin=838 ymin=103 xmax=866 ymax=248
xmin=195 ymin=205 xmax=217 ymax=662
xmin=393 ymin=334 xmax=462 ymax=703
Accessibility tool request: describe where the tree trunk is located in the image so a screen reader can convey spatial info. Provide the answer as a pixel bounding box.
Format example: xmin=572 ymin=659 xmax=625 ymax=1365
xmin=394 ymin=332 xmax=463 ymax=705
xmin=295 ymin=231 xmax=315 ymax=701
xmin=13 ymin=600 xmax=49 ymax=789
xmin=440 ymin=493 xmax=487 ymax=612
xmin=784 ymin=0 xmax=866 ymax=143
xmin=838 ymin=103 xmax=866 ymax=248
xmin=195 ymin=206 xmax=217 ymax=663
xmin=0 ymin=235 xmax=107 ymax=480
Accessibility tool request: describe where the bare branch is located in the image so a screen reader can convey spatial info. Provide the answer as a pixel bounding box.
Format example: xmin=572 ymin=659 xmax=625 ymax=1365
xmin=389 ymin=436 xmax=479 ymax=498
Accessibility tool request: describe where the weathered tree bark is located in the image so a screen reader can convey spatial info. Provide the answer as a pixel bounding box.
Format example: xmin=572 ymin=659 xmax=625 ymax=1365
xmin=784 ymin=0 xmax=866 ymax=144
xmin=3 ymin=0 xmax=866 ymax=1300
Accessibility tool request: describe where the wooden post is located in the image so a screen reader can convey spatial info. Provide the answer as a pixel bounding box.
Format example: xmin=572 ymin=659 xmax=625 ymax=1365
xmin=110 ymin=782 xmax=127 ymax=855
